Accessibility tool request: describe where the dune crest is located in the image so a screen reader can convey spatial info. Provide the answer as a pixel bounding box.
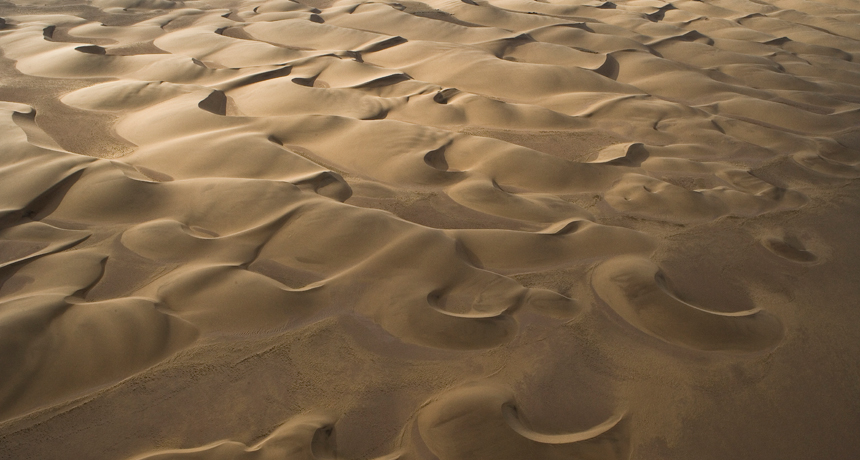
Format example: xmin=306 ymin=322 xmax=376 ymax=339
xmin=1 ymin=0 xmax=859 ymax=458
xmin=593 ymin=256 xmax=784 ymax=352
xmin=412 ymin=383 xmax=629 ymax=460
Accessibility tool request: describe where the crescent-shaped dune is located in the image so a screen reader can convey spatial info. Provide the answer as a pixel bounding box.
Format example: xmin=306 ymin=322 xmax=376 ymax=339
xmin=1 ymin=0 xmax=859 ymax=458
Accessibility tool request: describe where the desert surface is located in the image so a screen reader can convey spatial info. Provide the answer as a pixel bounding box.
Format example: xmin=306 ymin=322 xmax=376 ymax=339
xmin=0 ymin=0 xmax=859 ymax=458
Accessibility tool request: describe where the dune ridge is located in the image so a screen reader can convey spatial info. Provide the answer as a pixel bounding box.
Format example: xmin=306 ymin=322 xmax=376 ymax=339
xmin=1 ymin=0 xmax=859 ymax=458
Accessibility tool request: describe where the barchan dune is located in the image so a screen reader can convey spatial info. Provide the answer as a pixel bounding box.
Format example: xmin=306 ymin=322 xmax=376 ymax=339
xmin=0 ymin=0 xmax=859 ymax=458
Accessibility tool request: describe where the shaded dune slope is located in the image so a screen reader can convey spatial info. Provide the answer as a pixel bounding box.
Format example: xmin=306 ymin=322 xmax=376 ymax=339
xmin=1 ymin=0 xmax=859 ymax=459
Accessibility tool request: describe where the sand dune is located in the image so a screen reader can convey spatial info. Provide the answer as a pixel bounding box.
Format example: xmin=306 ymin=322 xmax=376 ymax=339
xmin=1 ymin=0 xmax=859 ymax=458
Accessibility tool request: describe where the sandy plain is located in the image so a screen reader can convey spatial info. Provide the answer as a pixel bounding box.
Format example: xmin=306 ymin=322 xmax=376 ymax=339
xmin=0 ymin=0 xmax=859 ymax=458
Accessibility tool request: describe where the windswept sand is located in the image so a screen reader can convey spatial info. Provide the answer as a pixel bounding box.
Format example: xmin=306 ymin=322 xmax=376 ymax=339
xmin=1 ymin=0 xmax=859 ymax=458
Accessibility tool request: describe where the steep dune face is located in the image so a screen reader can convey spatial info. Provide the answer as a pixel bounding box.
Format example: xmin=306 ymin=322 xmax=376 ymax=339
xmin=1 ymin=0 xmax=859 ymax=459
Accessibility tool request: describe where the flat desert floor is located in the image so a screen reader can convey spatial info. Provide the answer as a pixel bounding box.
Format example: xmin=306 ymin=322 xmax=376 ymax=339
xmin=1 ymin=0 xmax=859 ymax=458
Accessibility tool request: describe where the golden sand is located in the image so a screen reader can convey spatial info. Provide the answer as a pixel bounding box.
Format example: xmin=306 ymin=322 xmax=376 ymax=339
xmin=1 ymin=0 xmax=859 ymax=458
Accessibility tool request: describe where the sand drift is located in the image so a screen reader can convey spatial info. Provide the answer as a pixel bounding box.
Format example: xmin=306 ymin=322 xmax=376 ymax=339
xmin=1 ymin=0 xmax=859 ymax=458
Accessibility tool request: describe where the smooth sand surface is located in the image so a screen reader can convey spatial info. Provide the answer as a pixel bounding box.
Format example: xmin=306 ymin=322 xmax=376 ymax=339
xmin=0 ymin=0 xmax=859 ymax=458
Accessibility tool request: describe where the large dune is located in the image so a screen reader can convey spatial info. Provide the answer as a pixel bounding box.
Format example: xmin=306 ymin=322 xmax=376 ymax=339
xmin=1 ymin=0 xmax=859 ymax=458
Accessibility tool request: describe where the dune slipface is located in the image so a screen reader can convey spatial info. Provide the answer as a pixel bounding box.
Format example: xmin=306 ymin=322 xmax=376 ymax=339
xmin=0 ymin=0 xmax=859 ymax=459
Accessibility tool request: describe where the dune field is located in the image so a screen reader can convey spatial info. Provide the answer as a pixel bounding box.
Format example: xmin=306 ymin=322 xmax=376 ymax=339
xmin=0 ymin=0 xmax=859 ymax=458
